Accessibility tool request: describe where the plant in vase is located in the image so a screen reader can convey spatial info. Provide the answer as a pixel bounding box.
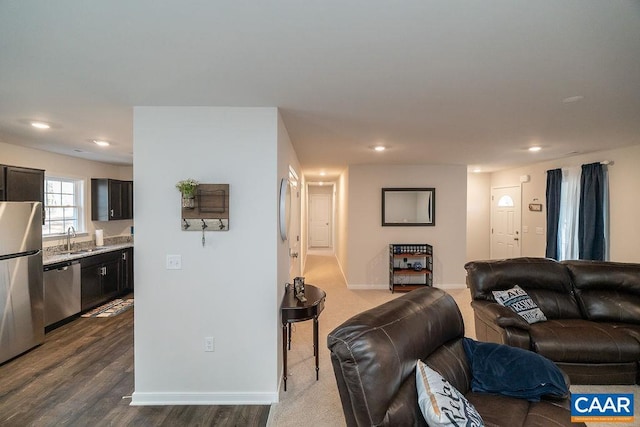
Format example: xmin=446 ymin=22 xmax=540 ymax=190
xmin=176 ymin=178 xmax=198 ymax=208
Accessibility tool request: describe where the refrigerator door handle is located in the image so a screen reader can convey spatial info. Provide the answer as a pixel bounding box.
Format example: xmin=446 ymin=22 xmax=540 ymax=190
xmin=0 ymin=250 xmax=40 ymax=261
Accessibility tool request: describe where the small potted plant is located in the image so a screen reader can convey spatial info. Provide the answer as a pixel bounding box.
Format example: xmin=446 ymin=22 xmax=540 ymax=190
xmin=176 ymin=178 xmax=198 ymax=208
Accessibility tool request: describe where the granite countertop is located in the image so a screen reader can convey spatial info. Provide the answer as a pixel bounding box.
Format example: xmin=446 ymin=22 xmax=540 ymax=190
xmin=44 ymin=242 xmax=134 ymax=266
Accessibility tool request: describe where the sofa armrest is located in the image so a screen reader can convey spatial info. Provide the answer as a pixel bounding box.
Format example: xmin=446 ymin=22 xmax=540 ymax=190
xmin=471 ymin=300 xmax=531 ymax=330
xmin=541 ymin=369 xmax=573 ymax=410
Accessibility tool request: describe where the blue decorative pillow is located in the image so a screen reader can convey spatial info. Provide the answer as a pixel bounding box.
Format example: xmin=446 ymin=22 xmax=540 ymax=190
xmin=462 ymin=338 xmax=568 ymax=402
xmin=416 ymin=360 xmax=484 ymax=426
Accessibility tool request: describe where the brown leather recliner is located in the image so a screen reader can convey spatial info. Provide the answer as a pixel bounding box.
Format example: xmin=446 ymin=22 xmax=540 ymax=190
xmin=465 ymin=257 xmax=640 ymax=384
xmin=327 ymin=287 xmax=582 ymax=427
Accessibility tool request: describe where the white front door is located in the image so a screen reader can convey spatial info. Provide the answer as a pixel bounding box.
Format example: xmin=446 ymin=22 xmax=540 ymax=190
xmin=309 ymin=193 xmax=331 ymax=248
xmin=491 ymin=186 xmax=521 ymax=259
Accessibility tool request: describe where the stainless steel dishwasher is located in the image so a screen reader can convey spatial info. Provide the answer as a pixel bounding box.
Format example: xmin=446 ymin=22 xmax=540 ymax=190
xmin=44 ymin=260 xmax=81 ymax=327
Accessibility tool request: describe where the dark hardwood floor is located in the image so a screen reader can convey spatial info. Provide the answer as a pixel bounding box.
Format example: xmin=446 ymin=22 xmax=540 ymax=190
xmin=0 ymin=306 xmax=270 ymax=427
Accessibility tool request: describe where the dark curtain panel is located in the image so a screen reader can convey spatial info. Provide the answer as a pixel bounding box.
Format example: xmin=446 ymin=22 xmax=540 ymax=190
xmin=579 ymin=163 xmax=605 ymax=260
xmin=545 ymin=169 xmax=562 ymax=260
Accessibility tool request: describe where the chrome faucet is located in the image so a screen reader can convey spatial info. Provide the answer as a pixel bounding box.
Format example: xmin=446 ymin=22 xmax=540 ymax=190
xmin=66 ymin=226 xmax=76 ymax=252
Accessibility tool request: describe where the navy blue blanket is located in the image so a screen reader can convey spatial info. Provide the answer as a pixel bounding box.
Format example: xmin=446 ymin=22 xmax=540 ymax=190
xmin=463 ymin=338 xmax=568 ymax=402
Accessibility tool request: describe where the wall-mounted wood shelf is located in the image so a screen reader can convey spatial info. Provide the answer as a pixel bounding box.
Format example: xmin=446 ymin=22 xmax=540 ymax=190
xmin=181 ymin=183 xmax=229 ymax=231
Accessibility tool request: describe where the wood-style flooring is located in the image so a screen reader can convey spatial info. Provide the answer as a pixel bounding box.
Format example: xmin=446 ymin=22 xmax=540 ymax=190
xmin=0 ymin=306 xmax=269 ymax=427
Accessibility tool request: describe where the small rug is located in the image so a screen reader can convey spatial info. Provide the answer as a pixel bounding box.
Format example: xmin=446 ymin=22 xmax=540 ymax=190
xmin=81 ymin=298 xmax=134 ymax=318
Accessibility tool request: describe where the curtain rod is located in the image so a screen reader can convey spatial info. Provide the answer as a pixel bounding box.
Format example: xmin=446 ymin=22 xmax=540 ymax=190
xmin=545 ymin=161 xmax=612 ymax=173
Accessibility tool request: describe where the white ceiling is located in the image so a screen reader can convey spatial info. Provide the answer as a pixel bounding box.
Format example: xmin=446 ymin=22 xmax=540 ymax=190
xmin=1 ymin=1 xmax=639 ymax=181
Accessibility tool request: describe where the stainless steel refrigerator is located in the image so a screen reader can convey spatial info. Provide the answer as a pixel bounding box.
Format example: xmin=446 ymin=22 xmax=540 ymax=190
xmin=0 ymin=201 xmax=44 ymax=364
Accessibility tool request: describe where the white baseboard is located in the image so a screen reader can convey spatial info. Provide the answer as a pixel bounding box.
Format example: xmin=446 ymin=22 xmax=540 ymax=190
xmin=347 ymin=284 xmax=388 ymax=290
xmin=130 ymin=391 xmax=278 ymax=406
xmin=307 ymin=248 xmax=334 ymax=255
xmin=435 ymin=284 xmax=467 ymax=290
xmin=335 ymin=257 xmax=348 ymax=285
xmin=346 ymin=284 xmax=467 ymax=290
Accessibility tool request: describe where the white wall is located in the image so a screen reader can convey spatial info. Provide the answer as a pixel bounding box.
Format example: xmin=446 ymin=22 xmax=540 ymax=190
xmin=347 ymin=164 xmax=467 ymax=288
xmin=335 ymin=170 xmax=349 ymax=278
xmin=132 ymin=107 xmax=287 ymax=405
xmin=466 ymin=172 xmax=491 ymax=261
xmin=276 ymin=111 xmax=301 ymax=390
xmin=489 ymin=144 xmax=640 ymax=262
xmin=0 ymin=141 xmax=133 ymax=245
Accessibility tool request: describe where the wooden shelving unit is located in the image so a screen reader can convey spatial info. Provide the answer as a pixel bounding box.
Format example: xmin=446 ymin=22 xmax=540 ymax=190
xmin=389 ymin=243 xmax=433 ymax=293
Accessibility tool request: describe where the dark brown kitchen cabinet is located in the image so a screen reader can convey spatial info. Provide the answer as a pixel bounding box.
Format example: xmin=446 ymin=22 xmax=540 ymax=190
xmin=80 ymin=251 xmax=122 ymax=311
xmin=91 ymin=178 xmax=133 ymax=221
xmin=121 ymin=247 xmax=134 ymax=291
xmin=1 ymin=164 xmax=45 ymax=222
xmin=80 ymin=264 xmax=102 ymax=311
xmin=122 ymin=180 xmax=133 ymax=219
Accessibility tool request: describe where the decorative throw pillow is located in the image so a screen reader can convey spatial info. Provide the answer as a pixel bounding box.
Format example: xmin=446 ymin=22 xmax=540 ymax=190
xmin=463 ymin=338 xmax=568 ymax=402
xmin=492 ymin=285 xmax=547 ymax=324
xmin=416 ymin=360 xmax=484 ymax=427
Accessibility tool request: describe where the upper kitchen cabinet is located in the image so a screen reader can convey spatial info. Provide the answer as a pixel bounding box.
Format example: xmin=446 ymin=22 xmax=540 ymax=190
xmin=122 ymin=180 xmax=133 ymax=219
xmin=1 ymin=164 xmax=45 ymax=222
xmin=91 ymin=178 xmax=133 ymax=221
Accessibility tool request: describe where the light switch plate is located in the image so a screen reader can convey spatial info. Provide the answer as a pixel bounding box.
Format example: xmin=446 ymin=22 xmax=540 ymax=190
xmin=166 ymin=254 xmax=182 ymax=270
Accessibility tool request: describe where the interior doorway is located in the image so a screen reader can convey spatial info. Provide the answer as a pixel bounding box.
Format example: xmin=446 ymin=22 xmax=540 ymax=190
xmin=490 ymin=185 xmax=521 ymax=259
xmin=307 ymin=183 xmax=334 ymax=250
xmin=288 ymin=166 xmax=301 ymax=279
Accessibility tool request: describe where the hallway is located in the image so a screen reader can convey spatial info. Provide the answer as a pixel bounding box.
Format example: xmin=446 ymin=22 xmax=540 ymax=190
xmin=268 ymin=253 xmax=405 ymax=426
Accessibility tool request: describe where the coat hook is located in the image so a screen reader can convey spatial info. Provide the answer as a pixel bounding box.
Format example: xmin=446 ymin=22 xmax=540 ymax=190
xmin=201 ymin=219 xmax=208 ymax=247
xmin=182 ymin=218 xmax=190 ymax=230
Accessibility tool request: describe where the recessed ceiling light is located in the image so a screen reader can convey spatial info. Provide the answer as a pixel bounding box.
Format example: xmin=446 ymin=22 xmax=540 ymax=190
xmin=562 ymin=95 xmax=584 ymax=103
xmin=472 ymin=168 xmax=482 ymax=173
xmin=31 ymin=121 xmax=51 ymax=129
xmin=93 ymin=140 xmax=110 ymax=147
xmin=374 ymin=146 xmax=386 ymax=152
xmin=319 ymin=171 xmax=326 ymax=176
xmin=528 ymin=146 xmax=542 ymax=152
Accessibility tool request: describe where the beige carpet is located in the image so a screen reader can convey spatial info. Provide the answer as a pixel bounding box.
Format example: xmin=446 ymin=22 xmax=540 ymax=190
xmin=267 ymin=254 xmax=639 ymax=427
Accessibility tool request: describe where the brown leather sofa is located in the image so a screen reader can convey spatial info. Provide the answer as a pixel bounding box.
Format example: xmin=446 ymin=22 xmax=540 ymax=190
xmin=465 ymin=257 xmax=640 ymax=385
xmin=327 ymin=287 xmax=582 ymax=427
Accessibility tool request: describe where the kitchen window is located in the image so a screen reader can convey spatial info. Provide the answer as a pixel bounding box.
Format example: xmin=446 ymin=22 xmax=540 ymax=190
xmin=44 ymin=176 xmax=85 ymax=236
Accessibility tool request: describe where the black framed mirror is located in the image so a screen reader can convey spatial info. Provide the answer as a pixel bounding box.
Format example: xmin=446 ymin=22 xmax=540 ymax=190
xmin=382 ymin=187 xmax=435 ymax=226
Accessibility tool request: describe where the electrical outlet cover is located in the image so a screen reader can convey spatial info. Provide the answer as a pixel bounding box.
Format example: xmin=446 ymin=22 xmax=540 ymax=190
xmin=204 ymin=337 xmax=214 ymax=352
xmin=166 ymin=254 xmax=182 ymax=270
